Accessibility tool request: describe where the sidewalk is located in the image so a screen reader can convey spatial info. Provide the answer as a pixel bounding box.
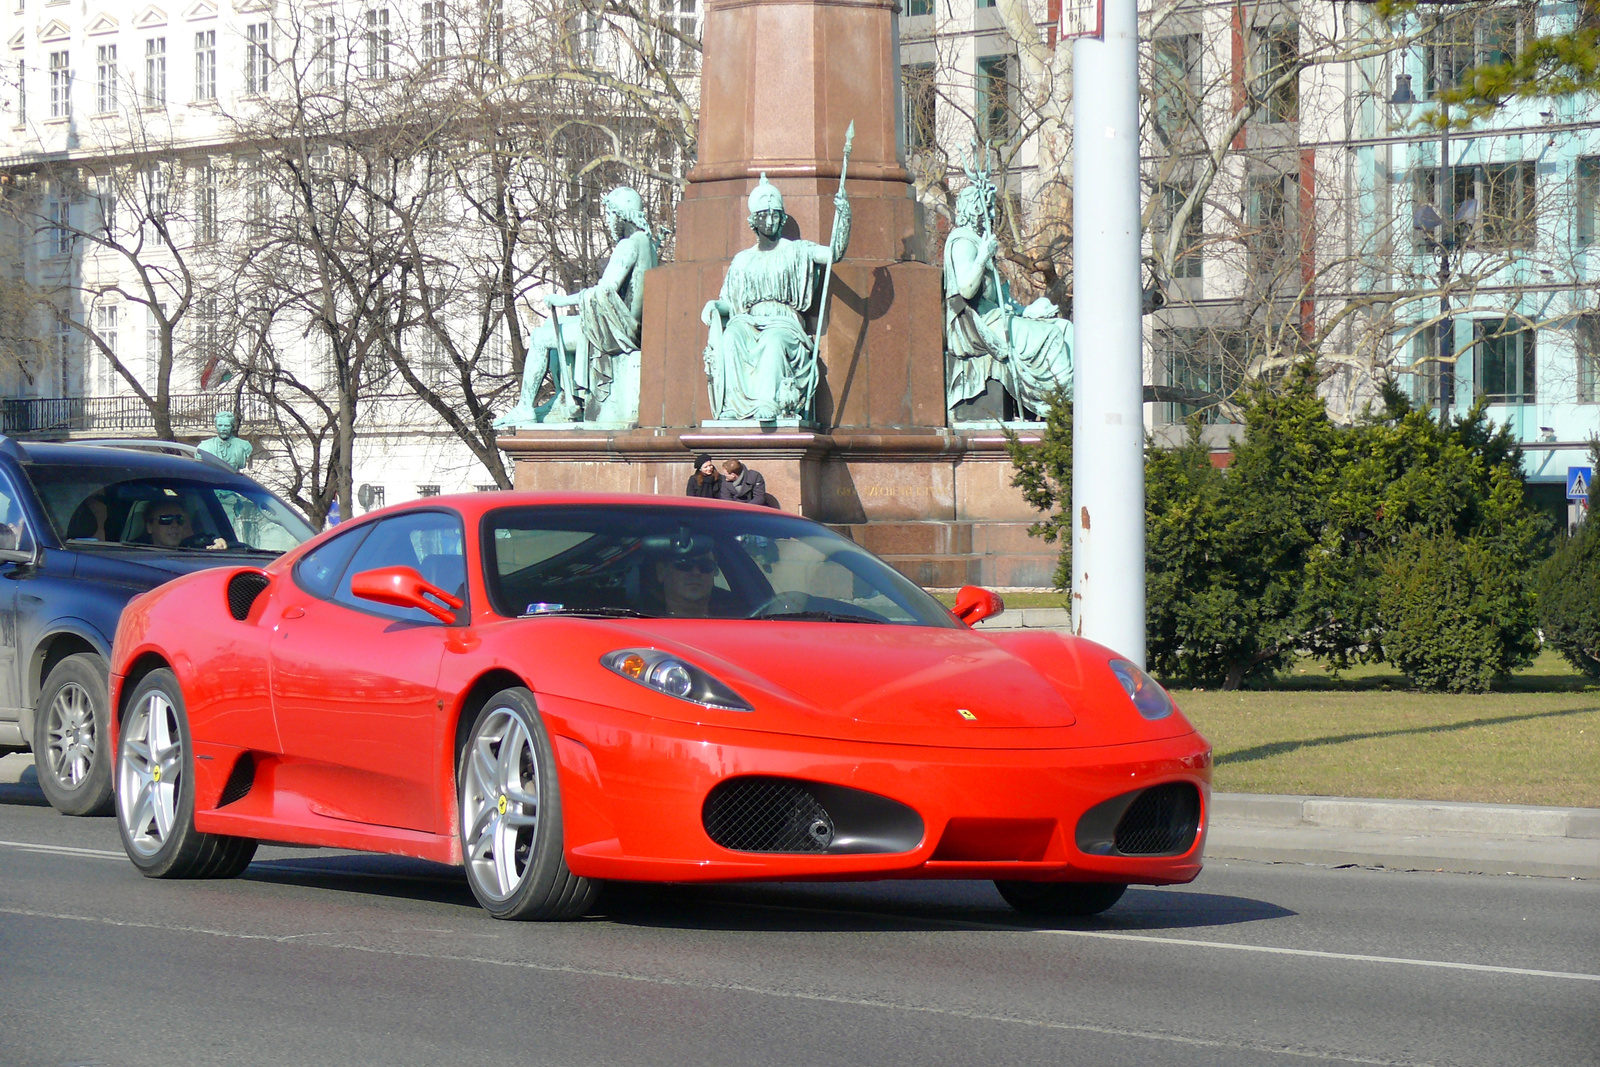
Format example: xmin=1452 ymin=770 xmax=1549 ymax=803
xmin=3 ymin=753 xmax=1594 ymax=878
xmin=1208 ymin=793 xmax=1600 ymax=879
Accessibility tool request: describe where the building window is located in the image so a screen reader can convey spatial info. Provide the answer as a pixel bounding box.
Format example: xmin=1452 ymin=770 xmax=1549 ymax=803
xmin=1245 ymin=172 xmax=1295 ymax=275
xmin=246 ymin=23 xmax=271 ymax=94
xmin=474 ymin=484 xmax=498 ymax=492
xmin=54 ymin=314 xmax=73 ymax=395
xmin=314 ymin=15 xmax=338 ymax=88
xmin=194 ymin=30 xmax=216 ymax=101
xmin=1151 ymin=34 xmax=1201 ymax=139
xmin=977 ymin=0 xmax=995 ymax=9
xmin=94 ymin=305 xmax=119 ymax=394
xmin=195 ymin=163 xmax=218 ymax=242
xmin=902 ymin=62 xmax=936 ymax=153
xmin=193 ymin=296 xmax=220 ymax=379
xmin=656 ymin=0 xmax=697 ymax=71
xmin=1473 ymin=317 xmax=1535 ymax=404
xmin=1579 ymin=157 xmax=1600 ymax=246
xmin=142 ymin=163 xmax=169 ymax=242
xmin=1158 ymin=183 xmax=1204 ymax=279
xmin=144 ymin=37 xmax=166 ymax=106
xmin=147 ymin=303 xmax=166 ymax=385
xmin=49 ymin=51 xmax=71 ymax=119
xmin=15 ymin=59 xmax=25 ymax=121
xmin=1155 ymin=328 xmax=1244 ymax=424
xmin=1251 ymin=23 xmax=1298 ymax=124
xmin=96 ymin=175 xmax=117 ymax=236
xmin=365 ymin=8 xmax=391 ymax=79
xmin=417 ymin=484 xmax=441 ymax=497
xmin=362 ymin=486 xmax=387 ymax=511
xmin=1410 ymin=323 xmax=1454 ymax=410
xmin=976 ymin=54 xmax=1010 ymax=144
xmin=421 ymin=1 xmax=448 ymax=61
xmin=48 ymin=199 xmax=71 ymax=255
xmin=246 ymin=168 xmax=270 ymax=238
xmin=1579 ymin=315 xmax=1600 ymax=404
xmin=1425 ymin=7 xmax=1531 ymax=97
xmin=96 ymin=44 xmax=117 ymax=113
xmin=1479 ymin=160 xmax=1537 ymax=249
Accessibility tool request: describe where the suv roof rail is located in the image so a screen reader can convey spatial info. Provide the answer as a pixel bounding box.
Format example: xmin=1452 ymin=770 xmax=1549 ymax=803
xmin=0 ymin=435 xmax=26 ymax=461
xmin=70 ymin=438 xmax=235 ymax=472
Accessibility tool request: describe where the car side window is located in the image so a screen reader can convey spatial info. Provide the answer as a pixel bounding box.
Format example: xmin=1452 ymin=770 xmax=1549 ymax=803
xmin=0 ymin=467 xmax=35 ymax=555
xmin=293 ymin=524 xmax=373 ymax=600
xmin=332 ymin=511 xmax=467 ymax=625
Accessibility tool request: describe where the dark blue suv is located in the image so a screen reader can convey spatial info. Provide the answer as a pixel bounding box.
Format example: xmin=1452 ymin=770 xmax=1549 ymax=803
xmin=0 ymin=437 xmax=313 ymax=815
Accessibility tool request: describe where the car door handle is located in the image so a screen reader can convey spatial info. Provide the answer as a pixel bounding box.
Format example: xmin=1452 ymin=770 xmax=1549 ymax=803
xmin=281 ymin=606 xmax=305 ymax=620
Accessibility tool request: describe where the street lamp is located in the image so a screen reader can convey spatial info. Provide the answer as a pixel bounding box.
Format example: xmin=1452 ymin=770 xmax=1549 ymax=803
xmin=1390 ymin=72 xmax=1461 ymax=421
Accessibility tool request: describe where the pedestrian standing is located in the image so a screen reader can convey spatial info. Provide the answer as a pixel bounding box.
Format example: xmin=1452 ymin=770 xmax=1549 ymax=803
xmin=686 ymin=453 xmax=724 ymax=497
xmin=720 ymin=459 xmax=773 ymax=507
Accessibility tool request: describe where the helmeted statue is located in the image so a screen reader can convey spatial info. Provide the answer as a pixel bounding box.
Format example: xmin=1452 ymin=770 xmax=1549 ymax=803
xmin=496 ymin=186 xmax=659 ymax=427
xmin=701 ymin=175 xmax=850 ymax=421
xmin=943 ymin=151 xmax=1073 ymax=417
xmin=197 ymin=411 xmax=252 ymax=471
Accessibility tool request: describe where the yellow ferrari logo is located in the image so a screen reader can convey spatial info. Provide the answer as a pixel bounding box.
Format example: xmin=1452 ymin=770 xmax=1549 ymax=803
xmin=152 ymin=765 xmax=162 ymax=782
xmin=957 ymin=708 xmax=977 ymax=721
xmin=497 ymin=795 xmax=508 ymax=815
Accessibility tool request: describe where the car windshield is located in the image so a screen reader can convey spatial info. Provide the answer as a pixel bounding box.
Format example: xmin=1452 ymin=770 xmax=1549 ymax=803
xmin=24 ymin=463 xmax=314 ymax=554
xmin=483 ymin=504 xmax=960 ymax=628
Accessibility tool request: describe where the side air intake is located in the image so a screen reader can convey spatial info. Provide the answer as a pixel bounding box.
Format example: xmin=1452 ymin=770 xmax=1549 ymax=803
xmin=1075 ymin=782 xmax=1202 ymax=858
xmin=226 ymin=571 xmax=271 ymax=621
xmin=702 ymin=777 xmax=923 ymax=855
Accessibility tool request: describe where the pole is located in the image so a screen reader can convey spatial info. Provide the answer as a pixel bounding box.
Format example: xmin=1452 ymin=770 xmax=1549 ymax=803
xmin=1437 ymin=120 xmax=1453 ymax=421
xmin=1071 ymin=0 xmax=1145 ymax=665
xmin=813 ymin=120 xmax=856 ymax=358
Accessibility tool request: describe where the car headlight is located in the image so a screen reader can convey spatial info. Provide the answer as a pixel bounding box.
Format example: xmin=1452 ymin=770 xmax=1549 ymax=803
xmin=1107 ymin=659 xmax=1174 ymax=720
xmin=601 ymin=649 xmax=753 ymax=712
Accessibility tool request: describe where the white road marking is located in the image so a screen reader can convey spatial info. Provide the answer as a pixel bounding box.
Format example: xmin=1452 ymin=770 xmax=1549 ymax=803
xmin=0 ymin=839 xmax=125 ymax=860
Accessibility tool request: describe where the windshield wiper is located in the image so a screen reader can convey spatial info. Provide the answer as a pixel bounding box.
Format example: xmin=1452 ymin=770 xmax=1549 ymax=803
xmin=756 ymin=610 xmax=883 ymax=624
xmin=519 ymin=606 xmax=660 ymax=619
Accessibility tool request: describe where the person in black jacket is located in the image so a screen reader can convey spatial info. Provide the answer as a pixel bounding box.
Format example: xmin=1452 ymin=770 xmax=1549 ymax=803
xmin=720 ymin=459 xmax=772 ymax=507
xmin=686 ymin=453 xmax=723 ymax=497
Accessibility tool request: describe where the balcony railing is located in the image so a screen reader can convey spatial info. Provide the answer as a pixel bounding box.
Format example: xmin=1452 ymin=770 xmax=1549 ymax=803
xmin=1 ymin=394 xmax=275 ymax=436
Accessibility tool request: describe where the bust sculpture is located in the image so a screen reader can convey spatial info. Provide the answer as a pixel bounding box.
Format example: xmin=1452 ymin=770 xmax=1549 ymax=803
xmin=197 ymin=411 xmax=253 ymax=471
xmin=701 ymin=175 xmax=850 ymax=421
xmin=495 ymin=186 xmax=659 ymax=427
xmin=943 ymin=154 xmax=1073 ymax=418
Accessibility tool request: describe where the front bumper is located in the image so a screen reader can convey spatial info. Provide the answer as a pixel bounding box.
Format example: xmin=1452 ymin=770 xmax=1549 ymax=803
xmin=539 ymin=693 xmax=1211 ymax=886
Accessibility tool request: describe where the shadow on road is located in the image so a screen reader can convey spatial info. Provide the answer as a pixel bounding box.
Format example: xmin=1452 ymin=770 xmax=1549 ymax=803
xmin=0 ymin=760 xmax=48 ymax=807
xmin=241 ymin=856 xmax=1295 ymax=934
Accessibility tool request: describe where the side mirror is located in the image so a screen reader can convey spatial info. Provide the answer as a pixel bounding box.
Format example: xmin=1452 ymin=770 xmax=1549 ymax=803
xmin=349 ymin=565 xmax=464 ymax=624
xmin=951 ymin=585 xmax=1004 ymax=626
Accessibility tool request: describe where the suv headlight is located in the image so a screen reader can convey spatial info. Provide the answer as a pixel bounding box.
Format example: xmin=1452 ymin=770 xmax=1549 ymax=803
xmin=602 ymin=649 xmax=753 ymax=712
xmin=1107 ymin=659 xmax=1175 ymax=720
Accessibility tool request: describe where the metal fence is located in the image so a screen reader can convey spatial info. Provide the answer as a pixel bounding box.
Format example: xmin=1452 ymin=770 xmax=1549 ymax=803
xmin=1 ymin=395 xmax=275 ymax=437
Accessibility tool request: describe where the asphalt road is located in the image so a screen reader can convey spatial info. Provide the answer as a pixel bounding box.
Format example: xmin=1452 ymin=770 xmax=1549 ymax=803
xmin=1 ymin=768 xmax=1596 ymax=1067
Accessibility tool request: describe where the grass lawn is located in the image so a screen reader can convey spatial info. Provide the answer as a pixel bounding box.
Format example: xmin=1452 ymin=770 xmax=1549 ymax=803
xmin=1173 ymin=651 xmax=1600 ymax=808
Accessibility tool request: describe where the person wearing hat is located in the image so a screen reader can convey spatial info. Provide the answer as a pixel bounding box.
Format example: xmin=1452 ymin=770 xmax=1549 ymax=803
xmin=686 ymin=453 xmax=724 ymax=498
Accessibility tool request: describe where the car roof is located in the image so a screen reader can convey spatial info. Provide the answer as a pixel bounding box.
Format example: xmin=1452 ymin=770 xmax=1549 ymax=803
xmin=358 ymin=491 xmax=776 ymax=524
xmin=14 ymin=440 xmax=252 ymax=484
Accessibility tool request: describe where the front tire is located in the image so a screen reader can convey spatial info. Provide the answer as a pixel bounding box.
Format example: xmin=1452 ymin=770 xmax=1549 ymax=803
xmin=115 ymin=669 xmax=256 ymax=879
xmin=34 ymin=653 xmax=114 ymax=816
xmin=459 ymin=688 xmax=594 ymax=920
xmin=996 ymin=880 xmax=1127 ymax=917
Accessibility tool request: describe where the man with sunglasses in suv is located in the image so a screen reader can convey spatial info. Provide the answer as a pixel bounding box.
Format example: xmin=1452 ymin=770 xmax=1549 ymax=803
xmin=145 ymin=499 xmax=227 ymax=551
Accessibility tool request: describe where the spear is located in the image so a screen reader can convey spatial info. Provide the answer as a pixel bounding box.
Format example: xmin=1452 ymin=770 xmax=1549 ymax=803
xmin=812 ymin=120 xmax=855 ymax=362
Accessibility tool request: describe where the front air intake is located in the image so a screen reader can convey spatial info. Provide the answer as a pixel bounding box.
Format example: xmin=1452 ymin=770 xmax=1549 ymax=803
xmin=1075 ymin=782 xmax=1202 ymax=858
xmin=702 ymin=777 xmax=924 ymax=855
xmin=226 ymin=571 xmax=271 ymax=621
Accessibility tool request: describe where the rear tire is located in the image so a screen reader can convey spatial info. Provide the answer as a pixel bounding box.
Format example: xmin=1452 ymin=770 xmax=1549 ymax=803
xmin=995 ymin=880 xmax=1127 ymax=917
xmin=459 ymin=688 xmax=595 ymax=920
xmin=33 ymin=653 xmax=114 ymax=816
xmin=115 ymin=668 xmax=257 ymax=878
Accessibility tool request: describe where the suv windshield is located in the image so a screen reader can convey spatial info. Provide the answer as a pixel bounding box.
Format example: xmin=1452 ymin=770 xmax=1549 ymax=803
xmin=24 ymin=463 xmax=313 ymax=554
xmin=484 ymin=504 xmax=959 ymax=628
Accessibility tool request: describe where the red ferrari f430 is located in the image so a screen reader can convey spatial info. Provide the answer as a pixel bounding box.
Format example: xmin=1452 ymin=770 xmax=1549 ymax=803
xmin=108 ymin=494 xmax=1210 ymax=920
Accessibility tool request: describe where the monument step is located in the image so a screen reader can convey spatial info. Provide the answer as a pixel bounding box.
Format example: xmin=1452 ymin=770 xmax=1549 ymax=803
xmin=877 ymin=553 xmax=985 ymax=589
xmin=829 ymin=521 xmax=973 ymax=556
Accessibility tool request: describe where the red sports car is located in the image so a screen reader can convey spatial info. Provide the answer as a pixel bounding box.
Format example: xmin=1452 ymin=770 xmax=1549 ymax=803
xmin=108 ymin=493 xmax=1211 ymax=920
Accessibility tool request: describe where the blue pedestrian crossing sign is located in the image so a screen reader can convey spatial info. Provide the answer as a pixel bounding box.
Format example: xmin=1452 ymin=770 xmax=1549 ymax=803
xmin=1570 ymin=466 xmax=1593 ymax=501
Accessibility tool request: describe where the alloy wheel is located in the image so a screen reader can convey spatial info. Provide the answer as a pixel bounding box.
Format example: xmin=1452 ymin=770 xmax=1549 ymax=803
xmin=461 ymin=706 xmax=541 ymax=901
xmin=118 ymin=689 xmax=184 ymax=858
xmin=44 ymin=681 xmax=95 ymax=789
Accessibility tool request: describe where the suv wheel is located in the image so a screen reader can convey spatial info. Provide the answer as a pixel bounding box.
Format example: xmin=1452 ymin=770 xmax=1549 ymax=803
xmin=34 ymin=653 xmax=114 ymax=816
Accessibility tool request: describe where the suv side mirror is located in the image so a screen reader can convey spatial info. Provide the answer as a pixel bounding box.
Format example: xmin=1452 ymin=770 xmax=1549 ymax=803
xmin=350 ymin=565 xmax=464 ymax=624
xmin=951 ymin=585 xmax=1004 ymax=626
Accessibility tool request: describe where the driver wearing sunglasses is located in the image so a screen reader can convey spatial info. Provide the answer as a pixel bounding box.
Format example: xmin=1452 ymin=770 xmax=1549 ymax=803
xmin=655 ymin=552 xmax=719 ymax=617
xmin=145 ymin=500 xmax=227 ymax=551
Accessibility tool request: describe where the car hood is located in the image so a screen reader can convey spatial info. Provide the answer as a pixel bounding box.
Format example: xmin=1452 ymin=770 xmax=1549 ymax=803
xmin=71 ymin=546 xmax=271 ymax=591
xmin=528 ymin=619 xmax=1119 ymax=748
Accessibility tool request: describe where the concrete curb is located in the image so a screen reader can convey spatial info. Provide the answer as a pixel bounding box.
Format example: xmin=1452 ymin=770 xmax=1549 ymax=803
xmin=974 ymin=607 xmax=1071 ymax=630
xmin=1208 ymin=792 xmax=1600 ymax=879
